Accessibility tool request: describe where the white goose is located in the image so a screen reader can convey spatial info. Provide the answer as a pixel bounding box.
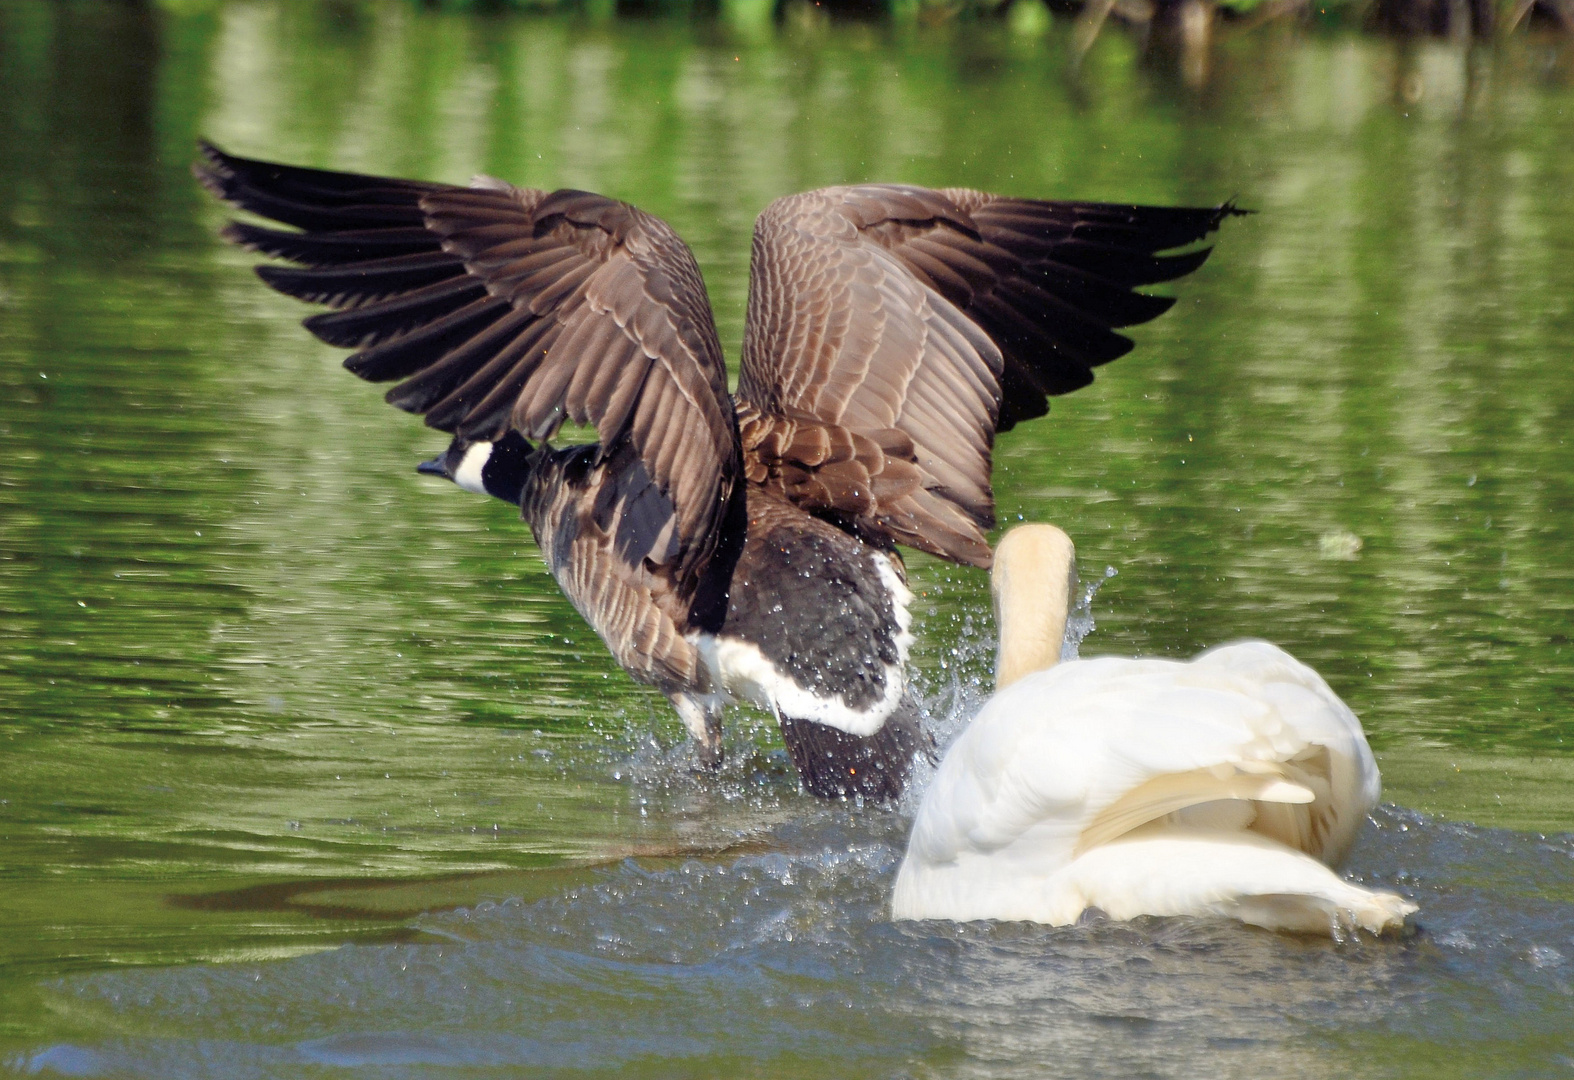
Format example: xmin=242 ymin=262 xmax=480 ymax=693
xmin=893 ymin=524 xmax=1416 ymax=936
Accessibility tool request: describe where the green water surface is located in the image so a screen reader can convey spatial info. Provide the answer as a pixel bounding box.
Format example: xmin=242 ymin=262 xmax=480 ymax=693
xmin=1 ymin=0 xmax=1572 ymax=1071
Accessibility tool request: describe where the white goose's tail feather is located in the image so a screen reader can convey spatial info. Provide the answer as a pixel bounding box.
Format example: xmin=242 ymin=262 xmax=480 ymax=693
xmin=1060 ymin=830 xmax=1416 ymax=936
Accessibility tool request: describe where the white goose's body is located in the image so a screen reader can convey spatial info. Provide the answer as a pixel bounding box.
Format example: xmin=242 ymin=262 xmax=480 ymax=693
xmin=893 ymin=527 xmax=1416 ymax=936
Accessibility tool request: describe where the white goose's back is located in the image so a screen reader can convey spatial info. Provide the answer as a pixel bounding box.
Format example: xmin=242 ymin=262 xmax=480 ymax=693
xmin=894 ymin=641 xmax=1415 ymax=935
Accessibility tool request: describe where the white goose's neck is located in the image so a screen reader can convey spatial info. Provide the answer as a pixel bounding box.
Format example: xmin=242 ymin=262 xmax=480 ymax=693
xmin=991 ymin=524 xmax=1077 ymax=691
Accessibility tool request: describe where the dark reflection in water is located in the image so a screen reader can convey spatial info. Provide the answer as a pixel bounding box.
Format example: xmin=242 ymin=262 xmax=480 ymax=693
xmin=26 ymin=1 xmax=162 ymax=263
xmin=1 ymin=0 xmax=1573 ymax=1073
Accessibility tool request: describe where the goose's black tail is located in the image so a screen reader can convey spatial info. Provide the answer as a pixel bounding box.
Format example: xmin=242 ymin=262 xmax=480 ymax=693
xmin=778 ymin=697 xmax=933 ymax=802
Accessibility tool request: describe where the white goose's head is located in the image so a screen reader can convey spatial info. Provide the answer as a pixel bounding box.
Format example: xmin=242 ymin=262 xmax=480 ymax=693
xmin=991 ymin=524 xmax=1078 ymax=691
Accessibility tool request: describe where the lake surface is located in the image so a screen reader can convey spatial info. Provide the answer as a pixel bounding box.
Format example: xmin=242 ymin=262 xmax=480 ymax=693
xmin=2 ymin=1 xmax=1573 ymax=1075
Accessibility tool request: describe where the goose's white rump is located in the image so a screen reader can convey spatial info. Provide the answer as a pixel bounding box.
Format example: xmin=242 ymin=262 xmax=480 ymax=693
xmin=893 ymin=640 xmax=1417 ymax=935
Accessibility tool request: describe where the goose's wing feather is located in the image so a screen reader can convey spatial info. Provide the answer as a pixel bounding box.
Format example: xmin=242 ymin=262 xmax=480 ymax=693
xmin=739 ymin=186 xmax=1238 ymax=566
xmin=195 ymin=142 xmax=741 ymax=606
xmin=881 ymin=189 xmax=1239 ymax=430
xmin=907 ymin=642 xmax=1380 ymax=874
xmin=522 ymin=443 xmax=710 ymax=692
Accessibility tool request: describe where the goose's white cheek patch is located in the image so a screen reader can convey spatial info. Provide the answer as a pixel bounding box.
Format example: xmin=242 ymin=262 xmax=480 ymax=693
xmin=452 ymin=442 xmax=494 ymax=495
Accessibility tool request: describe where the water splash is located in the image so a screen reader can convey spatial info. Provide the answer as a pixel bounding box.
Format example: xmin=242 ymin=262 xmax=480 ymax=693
xmin=16 ymin=807 xmax=1572 ymax=1080
xmin=1062 ymin=564 xmax=1117 ymax=663
xmin=898 ymin=562 xmax=1121 ymax=816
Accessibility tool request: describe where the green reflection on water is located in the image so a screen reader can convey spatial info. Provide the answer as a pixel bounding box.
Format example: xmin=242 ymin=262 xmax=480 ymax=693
xmin=1 ymin=0 xmax=1572 ymax=1062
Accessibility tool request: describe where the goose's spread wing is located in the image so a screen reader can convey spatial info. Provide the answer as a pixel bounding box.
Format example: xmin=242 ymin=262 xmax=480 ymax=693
xmin=195 ymin=142 xmax=740 ymax=608
xmin=738 ymin=186 xmax=1238 ymax=566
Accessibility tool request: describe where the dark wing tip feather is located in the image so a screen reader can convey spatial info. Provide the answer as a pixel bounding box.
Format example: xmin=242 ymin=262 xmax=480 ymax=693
xmin=219 ymin=220 xmax=438 ymax=266
xmin=1215 ymin=198 xmax=1255 ymax=223
xmin=194 ymin=137 xmax=432 ymax=234
xmin=1127 ymin=291 xmax=1177 ymax=323
xmin=303 ymin=277 xmax=490 ymax=352
xmin=191 ymin=141 xmax=229 ymax=199
xmin=828 ymin=189 xmax=1244 ymax=443
xmin=253 ymin=251 xmax=469 ymax=309
xmin=1140 ymin=246 xmax=1213 ymax=285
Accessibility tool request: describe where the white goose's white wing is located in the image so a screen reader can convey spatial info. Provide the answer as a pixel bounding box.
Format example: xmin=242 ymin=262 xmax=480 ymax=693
xmin=894 ymin=641 xmax=1410 ymax=933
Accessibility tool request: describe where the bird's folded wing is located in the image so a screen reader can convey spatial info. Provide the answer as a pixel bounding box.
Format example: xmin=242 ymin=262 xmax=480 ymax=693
xmin=737 ymin=186 xmax=1239 ymax=566
xmin=1072 ymin=763 xmax=1316 ymax=857
xmin=915 ymin=647 xmax=1374 ymax=866
xmin=194 ymin=142 xmax=741 ymax=605
xmin=522 ymin=443 xmax=707 ymax=692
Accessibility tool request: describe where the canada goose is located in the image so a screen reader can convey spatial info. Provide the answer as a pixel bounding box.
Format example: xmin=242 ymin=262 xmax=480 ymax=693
xmin=195 ymin=142 xmax=1240 ymax=801
xmin=893 ymin=524 xmax=1417 ymax=935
